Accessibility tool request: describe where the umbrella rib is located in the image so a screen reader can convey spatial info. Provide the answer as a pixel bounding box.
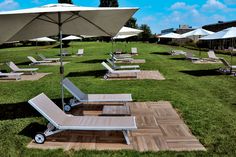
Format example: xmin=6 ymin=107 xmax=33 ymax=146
xmin=72 ymin=12 xmax=113 ymax=37
xmin=61 ymin=14 xmax=77 ymax=24
xmin=42 ymin=14 xmax=58 ymax=24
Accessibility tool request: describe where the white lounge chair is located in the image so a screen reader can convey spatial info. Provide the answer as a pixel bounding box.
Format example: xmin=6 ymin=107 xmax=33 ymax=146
xmin=38 ymin=54 xmax=60 ymax=62
xmin=76 ymin=49 xmax=84 ymax=56
xmin=62 ymin=78 xmax=133 ymax=111
xmin=61 ymin=50 xmax=70 ymax=56
xmin=219 ymin=58 xmax=236 ymax=75
xmin=101 ymin=62 xmax=140 ymax=79
xmin=131 ymin=47 xmax=138 ymax=55
xmin=0 ymin=71 xmax=23 ymax=80
xmin=106 ymin=59 xmax=139 ymax=70
xmin=27 ymin=56 xmax=52 ymax=65
xmin=170 ymin=50 xmax=186 ymax=55
xmin=207 ymin=50 xmax=219 ymax=61
xmin=7 ymin=61 xmax=38 ymax=75
xmin=110 ymin=54 xmax=134 ymax=63
xmin=28 ymin=93 xmax=137 ymax=144
xmin=185 ymin=52 xmax=199 ymax=61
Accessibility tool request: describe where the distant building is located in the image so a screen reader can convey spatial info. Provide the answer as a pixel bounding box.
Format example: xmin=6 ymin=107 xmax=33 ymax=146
xmin=161 ymin=28 xmax=175 ymax=34
xmin=160 ymin=24 xmax=194 ymax=35
xmin=176 ymin=25 xmax=194 ymax=34
xmin=203 ymin=20 xmax=236 ymax=32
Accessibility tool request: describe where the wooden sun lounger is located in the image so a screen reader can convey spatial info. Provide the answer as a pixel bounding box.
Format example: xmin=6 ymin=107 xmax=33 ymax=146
xmin=131 ymin=47 xmax=138 ymax=55
xmin=76 ymin=49 xmax=84 ymax=56
xmin=106 ymin=59 xmax=139 ymax=70
xmin=0 ymin=71 xmax=23 ymax=80
xmin=185 ymin=52 xmax=199 ymax=61
xmin=28 ymin=93 xmax=137 ymax=144
xmin=27 ymin=56 xmax=52 ymax=65
xmin=101 ymin=62 xmax=140 ymax=79
xmin=206 ymin=50 xmax=219 ymax=61
xmin=38 ymin=54 xmax=60 ymax=62
xmin=62 ymin=78 xmax=132 ymax=111
xmin=170 ymin=50 xmax=186 ymax=55
xmin=219 ymin=58 xmax=236 ymax=75
xmin=7 ymin=61 xmax=38 ymax=75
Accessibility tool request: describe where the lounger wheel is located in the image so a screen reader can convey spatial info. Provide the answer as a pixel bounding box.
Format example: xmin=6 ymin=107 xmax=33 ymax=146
xmin=64 ymin=104 xmax=72 ymax=112
xmin=104 ymin=75 xmax=108 ymax=80
xmin=34 ymin=133 xmax=46 ymax=144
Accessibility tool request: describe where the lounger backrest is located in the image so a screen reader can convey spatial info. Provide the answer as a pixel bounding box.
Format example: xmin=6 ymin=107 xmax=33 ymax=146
xmin=220 ymin=58 xmax=231 ymax=67
xmin=77 ymin=49 xmax=84 ymax=54
xmin=101 ymin=62 xmax=114 ymax=73
xmin=28 ymin=93 xmax=67 ymax=128
xmin=38 ymin=54 xmax=46 ymax=60
xmin=7 ymin=61 xmax=20 ymax=71
xmin=208 ymin=50 xmax=217 ymax=58
xmin=27 ymin=56 xmax=37 ymax=63
xmin=131 ymin=47 xmax=137 ymax=54
xmin=62 ymin=78 xmax=86 ymax=101
xmin=106 ymin=59 xmax=115 ymax=67
xmin=186 ymin=52 xmax=193 ymax=58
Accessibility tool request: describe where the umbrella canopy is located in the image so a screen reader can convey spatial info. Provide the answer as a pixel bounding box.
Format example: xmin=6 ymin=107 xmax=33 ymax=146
xmin=182 ymin=28 xmax=214 ymax=38
xmin=112 ymin=27 xmax=143 ymax=39
xmin=0 ymin=3 xmax=138 ymax=108
xmin=113 ymin=34 xmax=138 ymax=39
xmin=29 ymin=37 xmax=56 ymax=42
xmin=159 ymin=32 xmax=182 ymax=39
xmin=0 ymin=3 xmax=138 ymax=43
xmin=200 ymin=27 xmax=236 ymax=40
xmin=62 ymin=35 xmax=82 ymax=41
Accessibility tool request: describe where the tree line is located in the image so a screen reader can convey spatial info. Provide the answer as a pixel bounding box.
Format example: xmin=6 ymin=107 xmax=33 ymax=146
xmin=58 ymin=0 xmax=153 ymax=41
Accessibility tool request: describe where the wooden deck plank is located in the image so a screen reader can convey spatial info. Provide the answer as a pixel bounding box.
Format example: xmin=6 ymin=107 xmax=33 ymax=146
xmin=27 ymin=101 xmax=206 ymax=152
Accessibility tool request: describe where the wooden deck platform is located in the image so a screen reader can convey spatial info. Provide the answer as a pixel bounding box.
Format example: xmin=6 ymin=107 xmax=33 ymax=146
xmin=27 ymin=101 xmax=206 ymax=152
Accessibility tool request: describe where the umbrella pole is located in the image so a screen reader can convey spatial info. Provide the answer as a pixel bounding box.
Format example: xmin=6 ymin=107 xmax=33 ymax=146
xmin=58 ymin=13 xmax=65 ymax=110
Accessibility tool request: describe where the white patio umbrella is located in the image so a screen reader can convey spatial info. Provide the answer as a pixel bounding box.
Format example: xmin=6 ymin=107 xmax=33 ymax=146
xmin=200 ymin=27 xmax=236 ymax=64
xmin=29 ymin=37 xmax=56 ymax=42
xmin=182 ymin=28 xmax=214 ymax=42
xmin=112 ymin=27 xmax=143 ymax=52
xmin=62 ymin=35 xmax=82 ymax=41
xmin=158 ymin=32 xmax=182 ymax=39
xmin=200 ymin=27 xmax=236 ymax=40
xmin=115 ymin=27 xmax=143 ymax=36
xmin=0 ymin=3 xmax=138 ymax=108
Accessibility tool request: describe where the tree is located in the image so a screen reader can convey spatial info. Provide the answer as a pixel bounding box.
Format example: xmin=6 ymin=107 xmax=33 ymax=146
xmin=58 ymin=0 xmax=73 ymax=4
xmin=125 ymin=17 xmax=138 ymax=28
xmin=139 ymin=24 xmax=152 ymax=41
xmin=99 ymin=0 xmax=119 ymax=7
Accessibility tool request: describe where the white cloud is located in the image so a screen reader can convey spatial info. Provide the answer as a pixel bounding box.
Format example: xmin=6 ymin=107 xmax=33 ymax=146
xmin=170 ymin=2 xmax=200 ymax=17
xmin=202 ymin=0 xmax=227 ymax=11
xmin=170 ymin=2 xmax=197 ymax=10
xmin=0 ymin=0 xmax=19 ymax=11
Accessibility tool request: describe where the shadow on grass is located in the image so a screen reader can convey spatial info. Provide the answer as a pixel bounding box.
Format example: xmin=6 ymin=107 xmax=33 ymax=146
xmin=150 ymin=52 xmax=170 ymax=55
xmin=170 ymin=58 xmax=186 ymax=61
xmin=79 ymin=59 xmax=105 ymax=64
xmin=66 ymin=70 xmax=105 ymax=78
xmin=18 ymin=122 xmax=46 ymax=138
xmin=180 ymin=69 xmax=222 ymax=77
xmin=0 ymin=98 xmax=70 ymax=120
xmin=17 ymin=61 xmax=32 ymax=65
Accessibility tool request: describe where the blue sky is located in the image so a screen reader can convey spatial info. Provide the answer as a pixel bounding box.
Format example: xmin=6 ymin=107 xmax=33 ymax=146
xmin=0 ymin=0 xmax=236 ymax=34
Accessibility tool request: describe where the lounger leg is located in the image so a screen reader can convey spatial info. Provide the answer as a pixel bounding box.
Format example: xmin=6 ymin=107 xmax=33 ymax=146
xmin=122 ymin=131 xmax=130 ymax=145
xmin=44 ymin=123 xmax=63 ymax=137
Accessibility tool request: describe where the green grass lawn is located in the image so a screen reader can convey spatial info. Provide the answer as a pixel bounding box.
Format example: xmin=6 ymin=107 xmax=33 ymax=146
xmin=0 ymin=42 xmax=236 ymax=157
